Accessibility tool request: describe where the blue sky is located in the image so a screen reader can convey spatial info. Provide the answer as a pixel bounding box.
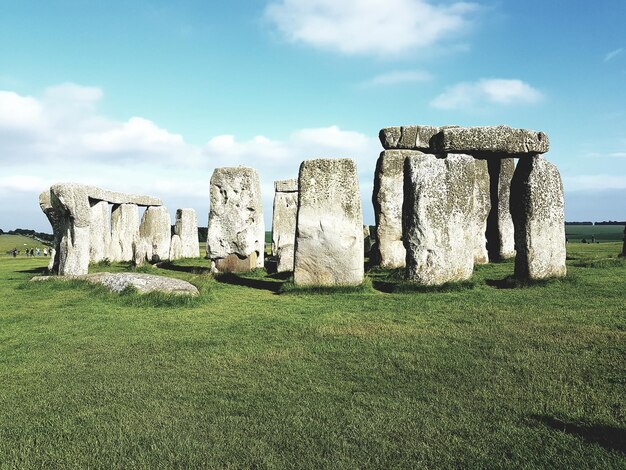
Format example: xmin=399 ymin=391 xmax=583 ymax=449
xmin=1 ymin=0 xmax=625 ymax=232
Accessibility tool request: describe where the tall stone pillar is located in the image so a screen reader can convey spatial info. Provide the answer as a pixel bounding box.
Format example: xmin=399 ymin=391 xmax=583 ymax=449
xmin=89 ymin=200 xmax=112 ymax=263
xmin=403 ymin=153 xmax=476 ymax=285
xmin=294 ymin=158 xmax=364 ymax=286
xmin=486 ymin=158 xmax=516 ymax=261
xmin=272 ymin=179 xmax=298 ymax=273
xmin=138 ymin=206 xmax=171 ymax=263
xmin=110 ymin=203 xmax=139 ymax=262
xmin=207 ymin=167 xmax=265 ymax=273
xmin=510 ymin=156 xmax=566 ymax=280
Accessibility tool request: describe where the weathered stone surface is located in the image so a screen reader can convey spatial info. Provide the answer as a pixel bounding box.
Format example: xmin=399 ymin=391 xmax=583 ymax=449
xmin=32 ymin=272 xmax=199 ymax=296
xmin=363 ymin=225 xmax=373 ymax=256
xmin=138 ymin=206 xmax=171 ymax=263
xmin=372 ymin=150 xmax=418 ymax=268
xmin=110 ymin=204 xmax=139 ymax=262
xmin=403 ymin=153 xmax=476 ymax=285
xmin=169 ymin=234 xmax=183 ymax=260
xmin=39 ymin=189 xmax=62 ymax=273
xmin=379 ymin=125 xmax=459 ymax=151
xmin=207 ymin=167 xmax=264 ymax=272
xmin=272 ymin=179 xmax=298 ymax=273
xmin=486 ymin=158 xmax=516 ymax=260
xmin=510 ymin=156 xmax=566 ymax=280
xmin=89 ymin=201 xmax=112 ymax=263
xmin=472 ymin=159 xmax=491 ymax=264
xmin=431 ymin=125 xmax=549 ymax=156
xmin=294 ymin=158 xmax=364 ymax=286
xmin=215 ymin=253 xmax=258 ymax=273
xmin=174 ymin=208 xmax=200 ymax=258
xmin=48 ymin=249 xmax=56 ymax=272
xmin=132 ymin=238 xmax=151 ymax=267
xmin=41 ymin=183 xmax=162 ymax=275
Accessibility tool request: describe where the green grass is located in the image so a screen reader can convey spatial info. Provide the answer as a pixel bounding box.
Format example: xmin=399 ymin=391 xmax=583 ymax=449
xmin=0 ymin=243 xmax=624 ymax=468
xmin=0 ymin=234 xmax=50 ymax=256
xmin=565 ymin=224 xmax=625 ymax=242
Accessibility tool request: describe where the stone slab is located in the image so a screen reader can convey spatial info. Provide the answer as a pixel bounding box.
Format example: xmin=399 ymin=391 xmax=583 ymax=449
xmin=110 ymin=204 xmax=139 ymax=262
xmin=138 ymin=206 xmax=171 ymax=263
xmin=379 ymin=125 xmax=459 ymax=151
xmin=173 ymin=208 xmax=200 ymax=258
xmin=431 ymin=125 xmax=549 ymax=156
xmin=472 ymin=159 xmax=491 ymax=264
xmin=32 ymin=272 xmax=199 ymax=296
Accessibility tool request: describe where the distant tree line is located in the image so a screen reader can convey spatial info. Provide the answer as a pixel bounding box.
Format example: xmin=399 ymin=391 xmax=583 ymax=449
xmin=565 ymin=221 xmax=625 ymax=226
xmin=0 ymin=228 xmax=54 ymax=242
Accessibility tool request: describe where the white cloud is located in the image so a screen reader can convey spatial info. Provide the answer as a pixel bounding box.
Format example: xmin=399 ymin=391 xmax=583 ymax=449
xmin=264 ymin=0 xmax=479 ymax=56
xmin=0 ymin=84 xmax=380 ymax=231
xmin=360 ymin=70 xmax=433 ymax=87
xmin=431 ymin=78 xmax=544 ymax=110
xmin=0 ymin=91 xmax=44 ymax=130
xmin=604 ymin=48 xmax=623 ymax=62
xmin=564 ymin=175 xmax=626 ymax=191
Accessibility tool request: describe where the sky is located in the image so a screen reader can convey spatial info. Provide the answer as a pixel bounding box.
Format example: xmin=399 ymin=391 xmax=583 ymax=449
xmin=1 ymin=0 xmax=625 ymax=232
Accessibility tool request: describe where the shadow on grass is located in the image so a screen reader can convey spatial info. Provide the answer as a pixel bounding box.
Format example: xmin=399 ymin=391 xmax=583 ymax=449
xmin=531 ymin=415 xmax=626 ymax=454
xmin=157 ymin=261 xmax=212 ymax=275
xmin=280 ymin=279 xmax=374 ymax=295
xmin=17 ymin=266 xmax=48 ymax=274
xmin=486 ymin=275 xmax=579 ymax=289
xmin=372 ymin=279 xmax=477 ymax=294
xmin=215 ymin=272 xmax=284 ymax=294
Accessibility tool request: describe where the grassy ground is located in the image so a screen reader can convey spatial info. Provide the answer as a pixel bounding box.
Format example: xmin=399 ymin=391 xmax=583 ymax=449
xmin=565 ymin=224 xmax=625 ymax=242
xmin=0 ymin=234 xmax=51 ymax=257
xmin=0 ymin=243 xmax=624 ymax=468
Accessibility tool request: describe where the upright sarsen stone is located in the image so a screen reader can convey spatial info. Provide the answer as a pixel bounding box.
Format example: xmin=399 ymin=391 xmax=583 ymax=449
xmin=138 ymin=206 xmax=171 ymax=263
xmin=172 ymin=208 xmax=199 ymax=259
xmin=472 ymin=159 xmax=491 ymax=264
xmin=110 ymin=204 xmax=139 ymax=262
xmin=403 ymin=153 xmax=476 ymax=285
xmin=486 ymin=158 xmax=516 ymax=260
xmin=207 ymin=167 xmax=264 ymax=272
xmin=40 ymin=183 xmax=162 ymax=275
xmin=272 ymin=179 xmax=298 ymax=273
xmin=294 ymin=158 xmax=364 ymax=286
xmin=89 ymin=201 xmax=112 ymax=263
xmin=510 ymin=156 xmax=566 ymax=280
xmin=372 ymin=150 xmax=416 ymax=268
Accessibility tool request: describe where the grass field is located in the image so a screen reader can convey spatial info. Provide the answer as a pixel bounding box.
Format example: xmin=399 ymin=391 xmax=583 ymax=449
xmin=565 ymin=224 xmax=625 ymax=242
xmin=0 ymin=236 xmax=624 ymax=468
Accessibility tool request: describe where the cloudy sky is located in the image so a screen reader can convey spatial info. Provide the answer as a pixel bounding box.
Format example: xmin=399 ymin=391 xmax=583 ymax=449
xmin=1 ymin=0 xmax=625 ymax=232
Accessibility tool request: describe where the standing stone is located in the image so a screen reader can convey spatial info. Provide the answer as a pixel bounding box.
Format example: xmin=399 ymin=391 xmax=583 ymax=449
xmin=472 ymin=159 xmax=491 ymax=264
xmin=138 ymin=206 xmax=171 ymax=263
xmin=169 ymin=235 xmax=183 ymax=261
xmin=207 ymin=167 xmax=264 ymax=272
xmin=39 ymin=189 xmax=63 ymax=273
xmin=110 ymin=204 xmax=139 ymax=262
xmin=41 ymin=183 xmax=162 ymax=275
xmin=89 ymin=201 xmax=112 ymax=263
xmin=294 ymin=158 xmax=364 ymax=286
xmin=403 ymin=153 xmax=476 ymax=285
xmin=272 ymin=179 xmax=298 ymax=273
xmin=510 ymin=156 xmax=566 ymax=280
xmin=486 ymin=158 xmax=516 ymax=260
xmin=173 ymin=208 xmax=200 ymax=259
xmin=49 ymin=184 xmax=93 ymax=276
xmin=372 ymin=150 xmax=417 ymax=268
xmin=363 ymin=225 xmax=373 ymax=257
